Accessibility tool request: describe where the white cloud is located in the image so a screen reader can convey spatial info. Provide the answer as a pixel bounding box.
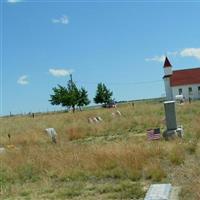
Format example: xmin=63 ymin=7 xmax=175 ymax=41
xmin=49 ymin=68 xmax=73 ymax=77
xmin=7 ymin=0 xmax=22 ymax=3
xmin=146 ymin=48 xmax=200 ymax=63
xmin=145 ymin=55 xmax=165 ymax=63
xmin=52 ymin=15 xmax=69 ymax=25
xmin=180 ymin=48 xmax=200 ymax=60
xmin=17 ymin=75 xmax=29 ymax=85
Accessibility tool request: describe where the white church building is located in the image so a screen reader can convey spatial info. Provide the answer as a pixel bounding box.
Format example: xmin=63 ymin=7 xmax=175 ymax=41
xmin=163 ymin=57 xmax=200 ymax=100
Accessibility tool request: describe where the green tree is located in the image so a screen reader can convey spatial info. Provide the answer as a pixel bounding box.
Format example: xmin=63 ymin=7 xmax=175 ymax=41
xmin=94 ymin=83 xmax=113 ymax=106
xmin=49 ymin=85 xmax=67 ymax=106
xmin=77 ymin=88 xmax=91 ymax=111
xmin=49 ymin=77 xmax=90 ymax=112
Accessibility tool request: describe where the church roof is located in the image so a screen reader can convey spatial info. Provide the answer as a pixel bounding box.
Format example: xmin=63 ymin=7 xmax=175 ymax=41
xmin=170 ymin=68 xmax=200 ymax=86
xmin=163 ymin=57 xmax=172 ymax=68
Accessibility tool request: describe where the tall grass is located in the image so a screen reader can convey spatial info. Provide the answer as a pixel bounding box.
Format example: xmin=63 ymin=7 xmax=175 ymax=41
xmin=0 ymin=100 xmax=200 ymax=199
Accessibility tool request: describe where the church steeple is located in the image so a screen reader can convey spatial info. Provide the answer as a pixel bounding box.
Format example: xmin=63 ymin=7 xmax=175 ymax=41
xmin=163 ymin=57 xmax=172 ymax=68
xmin=163 ymin=56 xmax=173 ymax=100
xmin=163 ymin=57 xmax=172 ymax=76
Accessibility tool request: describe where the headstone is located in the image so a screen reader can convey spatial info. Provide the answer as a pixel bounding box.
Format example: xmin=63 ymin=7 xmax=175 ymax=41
xmin=93 ymin=117 xmax=98 ymax=123
xmin=116 ymin=110 xmax=121 ymax=116
xmin=45 ymin=128 xmax=57 ymax=143
xmin=111 ymin=112 xmax=116 ymax=117
xmin=164 ymin=101 xmax=177 ymax=131
xmin=96 ymin=116 xmax=103 ymax=121
xmin=0 ymin=147 xmax=5 ymax=154
xmin=88 ymin=117 xmax=94 ymax=123
xmin=6 ymin=144 xmax=16 ymax=149
xmin=144 ymin=184 xmax=172 ymax=200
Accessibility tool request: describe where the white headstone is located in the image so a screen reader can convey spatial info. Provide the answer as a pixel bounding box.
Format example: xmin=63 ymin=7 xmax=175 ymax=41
xmin=45 ymin=128 xmax=57 ymax=143
xmin=116 ymin=110 xmax=122 ymax=116
xmin=144 ymin=184 xmax=172 ymax=200
xmin=0 ymin=147 xmax=5 ymax=154
xmin=93 ymin=117 xmax=98 ymax=123
xmin=88 ymin=117 xmax=94 ymax=123
xmin=111 ymin=112 xmax=116 ymax=117
xmin=96 ymin=116 xmax=103 ymax=121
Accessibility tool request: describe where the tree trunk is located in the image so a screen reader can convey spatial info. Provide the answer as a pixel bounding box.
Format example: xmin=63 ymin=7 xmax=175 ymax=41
xmin=72 ymin=105 xmax=75 ymax=113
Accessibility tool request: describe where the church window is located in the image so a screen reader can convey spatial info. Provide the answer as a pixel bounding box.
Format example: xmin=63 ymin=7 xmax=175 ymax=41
xmin=188 ymin=87 xmax=192 ymax=95
xmin=178 ymin=88 xmax=182 ymax=95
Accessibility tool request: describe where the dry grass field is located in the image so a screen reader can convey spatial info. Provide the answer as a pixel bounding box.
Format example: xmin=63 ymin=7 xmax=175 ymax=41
xmin=0 ymin=100 xmax=200 ymax=199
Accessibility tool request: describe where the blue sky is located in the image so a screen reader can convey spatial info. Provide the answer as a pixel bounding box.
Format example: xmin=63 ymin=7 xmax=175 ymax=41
xmin=1 ymin=0 xmax=200 ymax=115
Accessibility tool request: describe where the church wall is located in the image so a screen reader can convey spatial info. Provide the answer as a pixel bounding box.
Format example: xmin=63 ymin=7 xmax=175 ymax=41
xmin=172 ymin=84 xmax=200 ymax=100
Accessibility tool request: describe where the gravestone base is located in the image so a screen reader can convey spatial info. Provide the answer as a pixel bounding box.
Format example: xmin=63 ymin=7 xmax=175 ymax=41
xmin=163 ymin=126 xmax=183 ymax=140
xmin=163 ymin=129 xmax=176 ymax=140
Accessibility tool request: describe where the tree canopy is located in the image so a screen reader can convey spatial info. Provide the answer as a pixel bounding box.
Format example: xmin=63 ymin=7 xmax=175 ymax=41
xmin=77 ymin=88 xmax=91 ymax=110
xmin=49 ymin=77 xmax=90 ymax=112
xmin=94 ymin=83 xmax=113 ymax=106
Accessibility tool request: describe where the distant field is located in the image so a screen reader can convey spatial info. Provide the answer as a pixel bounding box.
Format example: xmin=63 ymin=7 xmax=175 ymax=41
xmin=0 ymin=101 xmax=200 ymax=199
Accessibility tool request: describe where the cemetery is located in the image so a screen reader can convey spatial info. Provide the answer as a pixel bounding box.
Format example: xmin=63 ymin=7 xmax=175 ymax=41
xmin=0 ymin=99 xmax=200 ymax=199
xmin=3 ymin=0 xmax=200 ymax=198
xmin=1 ymin=57 xmax=200 ymax=199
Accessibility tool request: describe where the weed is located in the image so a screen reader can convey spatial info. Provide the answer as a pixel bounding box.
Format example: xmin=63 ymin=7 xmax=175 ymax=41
xmin=168 ymin=146 xmax=185 ymax=165
xmin=0 ymin=167 xmax=14 ymax=188
xmin=17 ymin=163 xmax=40 ymax=182
xmin=20 ymin=191 xmax=30 ymax=197
xmin=108 ymin=181 xmax=145 ymax=199
xmin=56 ymin=182 xmax=85 ymax=199
xmin=185 ymin=140 xmax=197 ymax=154
xmin=145 ymin=165 xmax=166 ymax=181
xmin=97 ymin=183 xmax=115 ymax=194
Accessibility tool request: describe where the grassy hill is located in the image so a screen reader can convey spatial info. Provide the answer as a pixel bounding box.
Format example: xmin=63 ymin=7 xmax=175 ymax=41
xmin=0 ymin=100 xmax=200 ymax=199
